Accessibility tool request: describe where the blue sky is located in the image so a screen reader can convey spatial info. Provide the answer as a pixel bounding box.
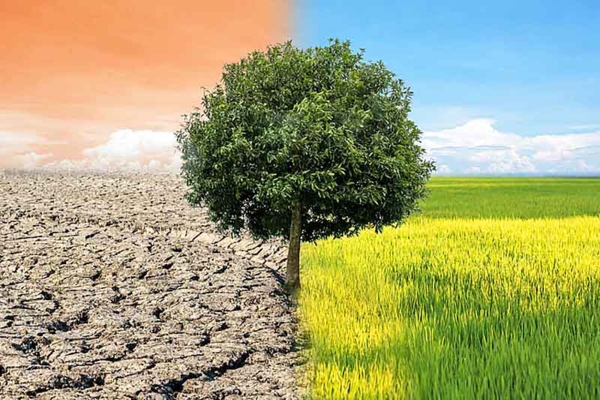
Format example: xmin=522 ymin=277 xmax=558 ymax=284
xmin=295 ymin=0 xmax=600 ymax=175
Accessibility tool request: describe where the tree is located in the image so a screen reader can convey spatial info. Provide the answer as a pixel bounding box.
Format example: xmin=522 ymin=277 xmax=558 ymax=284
xmin=176 ymin=39 xmax=434 ymax=292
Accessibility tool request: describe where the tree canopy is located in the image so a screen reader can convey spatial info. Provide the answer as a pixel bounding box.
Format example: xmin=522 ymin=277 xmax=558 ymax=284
xmin=177 ymin=39 xmax=434 ymax=289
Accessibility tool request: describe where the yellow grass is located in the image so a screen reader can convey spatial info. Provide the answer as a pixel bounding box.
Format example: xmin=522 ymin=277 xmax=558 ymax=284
xmin=300 ymin=216 xmax=600 ymax=399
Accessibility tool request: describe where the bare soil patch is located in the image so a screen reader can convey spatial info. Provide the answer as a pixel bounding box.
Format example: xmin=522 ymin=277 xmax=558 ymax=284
xmin=0 ymin=172 xmax=297 ymax=399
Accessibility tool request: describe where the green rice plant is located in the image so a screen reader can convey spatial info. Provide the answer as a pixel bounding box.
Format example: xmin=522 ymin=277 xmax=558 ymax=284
xmin=422 ymin=177 xmax=600 ymax=219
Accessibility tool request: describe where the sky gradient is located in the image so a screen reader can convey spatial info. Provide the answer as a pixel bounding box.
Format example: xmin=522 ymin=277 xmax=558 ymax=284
xmin=2 ymin=0 xmax=599 ymax=174
xmin=1 ymin=0 xmax=289 ymax=170
xmin=297 ymin=0 xmax=600 ymax=175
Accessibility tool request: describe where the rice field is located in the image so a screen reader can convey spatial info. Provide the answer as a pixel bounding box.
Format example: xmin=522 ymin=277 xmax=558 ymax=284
xmin=299 ymin=178 xmax=600 ymax=399
xmin=423 ymin=177 xmax=600 ymax=219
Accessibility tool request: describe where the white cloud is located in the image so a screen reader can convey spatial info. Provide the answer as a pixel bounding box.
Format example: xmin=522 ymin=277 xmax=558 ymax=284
xmin=0 ymin=132 xmax=32 ymax=146
xmin=0 ymin=131 xmax=45 ymax=155
xmin=0 ymin=129 xmax=182 ymax=172
xmin=0 ymin=131 xmax=55 ymax=169
xmin=14 ymin=152 xmax=53 ymax=169
xmin=4 ymin=122 xmax=599 ymax=176
xmin=45 ymin=129 xmax=182 ymax=173
xmin=82 ymin=129 xmax=176 ymax=159
xmin=423 ymin=119 xmax=600 ymax=175
xmin=436 ymin=164 xmax=452 ymax=174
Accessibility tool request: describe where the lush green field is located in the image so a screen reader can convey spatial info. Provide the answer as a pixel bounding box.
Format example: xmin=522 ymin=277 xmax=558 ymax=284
xmin=300 ymin=178 xmax=600 ymax=399
xmin=422 ymin=177 xmax=600 ymax=219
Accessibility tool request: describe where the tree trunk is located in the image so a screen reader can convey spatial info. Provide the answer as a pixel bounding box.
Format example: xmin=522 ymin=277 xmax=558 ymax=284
xmin=285 ymin=203 xmax=302 ymax=293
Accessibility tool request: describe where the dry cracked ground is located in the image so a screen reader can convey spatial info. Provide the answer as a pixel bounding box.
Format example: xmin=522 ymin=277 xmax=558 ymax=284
xmin=0 ymin=172 xmax=298 ymax=399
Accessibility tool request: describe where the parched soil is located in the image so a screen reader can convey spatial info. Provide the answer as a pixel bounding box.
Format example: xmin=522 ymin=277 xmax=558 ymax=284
xmin=0 ymin=172 xmax=298 ymax=399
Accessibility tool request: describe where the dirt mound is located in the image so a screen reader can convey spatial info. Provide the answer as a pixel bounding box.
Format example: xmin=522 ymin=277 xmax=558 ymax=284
xmin=0 ymin=173 xmax=297 ymax=399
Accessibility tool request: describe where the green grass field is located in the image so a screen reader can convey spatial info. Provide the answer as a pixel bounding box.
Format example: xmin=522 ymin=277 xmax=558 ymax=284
xmin=300 ymin=178 xmax=600 ymax=399
xmin=422 ymin=177 xmax=600 ymax=218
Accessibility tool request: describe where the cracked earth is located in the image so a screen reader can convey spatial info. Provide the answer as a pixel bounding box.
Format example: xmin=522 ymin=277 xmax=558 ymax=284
xmin=0 ymin=172 xmax=298 ymax=399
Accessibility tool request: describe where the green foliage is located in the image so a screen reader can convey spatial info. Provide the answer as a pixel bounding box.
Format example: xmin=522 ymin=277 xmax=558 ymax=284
xmin=177 ymin=39 xmax=433 ymax=241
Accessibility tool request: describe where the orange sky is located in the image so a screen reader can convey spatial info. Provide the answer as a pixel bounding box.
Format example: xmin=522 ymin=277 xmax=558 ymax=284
xmin=0 ymin=0 xmax=290 ymax=169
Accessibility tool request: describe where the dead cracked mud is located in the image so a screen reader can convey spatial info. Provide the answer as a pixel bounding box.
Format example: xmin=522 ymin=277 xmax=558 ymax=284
xmin=0 ymin=172 xmax=298 ymax=399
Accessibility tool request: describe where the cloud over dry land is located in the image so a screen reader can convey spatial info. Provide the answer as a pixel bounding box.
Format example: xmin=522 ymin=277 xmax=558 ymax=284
xmin=0 ymin=0 xmax=290 ymax=169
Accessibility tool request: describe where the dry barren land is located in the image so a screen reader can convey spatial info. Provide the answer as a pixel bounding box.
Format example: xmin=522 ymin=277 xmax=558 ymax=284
xmin=0 ymin=172 xmax=297 ymax=399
